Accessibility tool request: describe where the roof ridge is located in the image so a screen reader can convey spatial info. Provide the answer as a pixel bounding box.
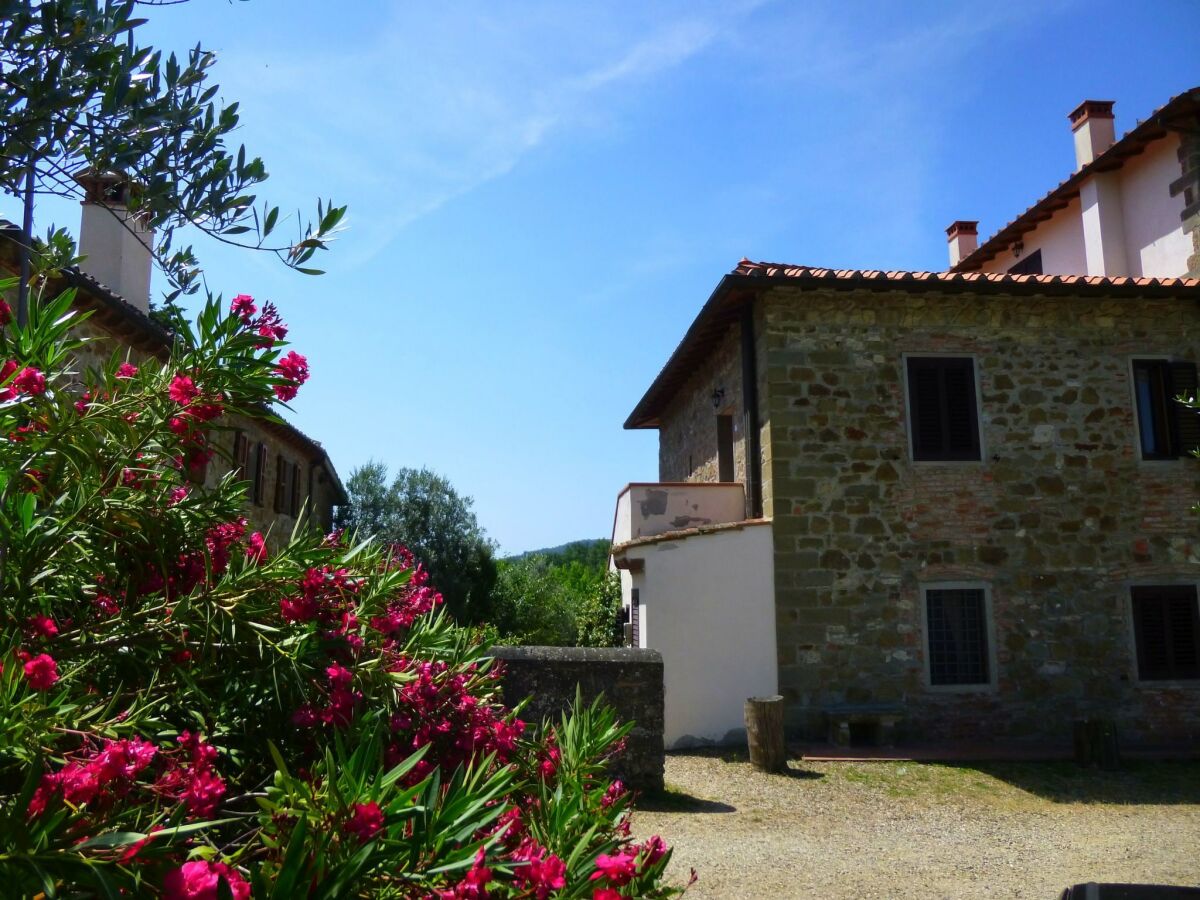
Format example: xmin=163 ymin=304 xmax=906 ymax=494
xmin=732 ymin=259 xmax=1200 ymax=289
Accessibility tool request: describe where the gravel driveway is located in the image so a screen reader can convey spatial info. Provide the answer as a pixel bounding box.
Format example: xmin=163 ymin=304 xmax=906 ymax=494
xmin=632 ymin=753 xmax=1200 ymax=899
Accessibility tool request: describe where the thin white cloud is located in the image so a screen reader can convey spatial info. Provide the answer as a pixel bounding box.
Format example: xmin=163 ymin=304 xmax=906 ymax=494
xmin=213 ymin=3 xmax=756 ymax=268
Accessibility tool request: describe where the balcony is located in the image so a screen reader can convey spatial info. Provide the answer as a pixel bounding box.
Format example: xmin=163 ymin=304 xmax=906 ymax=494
xmin=612 ymin=482 xmax=747 ymax=545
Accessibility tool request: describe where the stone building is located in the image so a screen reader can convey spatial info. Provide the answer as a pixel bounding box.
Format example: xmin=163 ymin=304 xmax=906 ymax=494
xmin=1 ymin=176 xmax=346 ymax=540
xmin=612 ymin=89 xmax=1200 ymax=750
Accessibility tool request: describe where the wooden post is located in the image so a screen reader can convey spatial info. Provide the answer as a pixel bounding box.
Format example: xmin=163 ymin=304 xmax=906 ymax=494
xmin=745 ymin=695 xmax=787 ymax=772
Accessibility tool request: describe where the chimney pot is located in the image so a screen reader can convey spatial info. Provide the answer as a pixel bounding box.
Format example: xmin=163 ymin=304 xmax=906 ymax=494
xmin=73 ymin=170 xmax=154 ymax=312
xmin=1068 ymin=99 xmax=1116 ymax=169
xmin=946 ymin=220 xmax=979 ymax=268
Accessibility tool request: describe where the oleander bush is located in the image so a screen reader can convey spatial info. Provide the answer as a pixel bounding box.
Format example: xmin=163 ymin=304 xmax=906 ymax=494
xmin=0 ymin=280 xmax=682 ymax=898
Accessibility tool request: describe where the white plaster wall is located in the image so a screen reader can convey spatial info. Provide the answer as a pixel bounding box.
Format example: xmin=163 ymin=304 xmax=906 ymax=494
xmin=612 ymin=483 xmax=746 ymax=543
xmin=979 ymin=196 xmax=1089 ymax=275
xmin=1120 ymin=133 xmax=1191 ymax=277
xmin=623 ymin=522 xmax=777 ymax=748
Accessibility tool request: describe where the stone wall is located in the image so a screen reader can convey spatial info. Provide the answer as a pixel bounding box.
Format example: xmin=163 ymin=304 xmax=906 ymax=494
xmin=764 ymin=285 xmax=1200 ymax=746
xmin=658 ymin=325 xmax=745 ymax=484
xmin=657 ymin=301 xmax=774 ymax=516
xmin=490 ymin=646 xmax=664 ymax=793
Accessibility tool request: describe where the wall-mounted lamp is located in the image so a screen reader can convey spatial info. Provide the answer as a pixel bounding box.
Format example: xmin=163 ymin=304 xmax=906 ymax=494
xmin=711 ymin=387 xmax=726 ymax=410
xmin=1012 ymin=239 xmax=1024 ymax=259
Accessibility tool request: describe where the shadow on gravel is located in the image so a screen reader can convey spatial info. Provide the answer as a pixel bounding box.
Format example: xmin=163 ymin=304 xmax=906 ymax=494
xmin=938 ymin=760 xmax=1200 ymax=805
xmin=639 ymin=791 xmax=737 ymax=814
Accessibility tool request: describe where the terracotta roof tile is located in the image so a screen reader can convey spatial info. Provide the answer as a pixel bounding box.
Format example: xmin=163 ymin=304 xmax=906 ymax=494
xmin=731 ymin=259 xmax=1200 ymax=290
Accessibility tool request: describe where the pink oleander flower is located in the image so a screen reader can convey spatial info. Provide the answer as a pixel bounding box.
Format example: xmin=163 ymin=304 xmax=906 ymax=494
xmin=347 ymin=801 xmax=385 ymax=843
xmin=115 ymin=362 xmax=138 ymax=379
xmin=639 ymin=834 xmax=667 ymax=866
xmin=513 ymin=841 xmax=567 ymax=899
xmin=0 ymin=298 xmax=10 ymax=326
xmin=590 ymin=849 xmax=638 ymax=886
xmin=276 ymin=350 xmax=309 ymax=384
xmin=13 ymin=366 xmax=46 ymax=396
xmin=601 ymin=779 xmax=626 ymax=808
xmin=168 ymin=374 xmax=200 ymax=405
xmin=231 ymin=293 xmax=257 ymax=322
xmin=163 ymin=860 xmax=250 ymax=900
xmin=169 ymin=486 xmax=189 ymax=505
xmin=592 ymin=890 xmax=623 ymax=900
xmin=27 ymin=615 xmax=58 ymax=639
xmin=23 ymin=653 xmax=58 ymax=691
xmin=245 ymin=531 xmax=268 ymax=564
xmin=273 ymin=350 xmax=309 ymax=402
xmin=181 ymin=768 xmax=226 ymax=818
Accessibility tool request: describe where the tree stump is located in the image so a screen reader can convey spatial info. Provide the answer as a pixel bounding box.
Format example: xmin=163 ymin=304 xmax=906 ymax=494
xmin=745 ymin=695 xmax=787 ymax=772
xmin=1073 ymin=717 xmax=1120 ymax=770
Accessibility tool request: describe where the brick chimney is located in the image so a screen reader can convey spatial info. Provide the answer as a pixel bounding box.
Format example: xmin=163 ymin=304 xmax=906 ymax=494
xmin=74 ymin=171 xmax=154 ymax=312
xmin=946 ymin=220 xmax=978 ymax=267
xmin=1069 ymin=100 xmax=1116 ymax=169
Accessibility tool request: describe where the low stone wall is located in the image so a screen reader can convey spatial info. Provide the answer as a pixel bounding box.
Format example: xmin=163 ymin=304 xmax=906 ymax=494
xmin=489 ymin=646 xmax=664 ymax=794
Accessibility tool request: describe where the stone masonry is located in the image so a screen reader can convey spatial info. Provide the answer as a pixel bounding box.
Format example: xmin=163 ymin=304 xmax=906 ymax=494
xmin=658 ymin=283 xmax=1200 ymax=747
xmin=490 ymin=645 xmax=665 ymax=793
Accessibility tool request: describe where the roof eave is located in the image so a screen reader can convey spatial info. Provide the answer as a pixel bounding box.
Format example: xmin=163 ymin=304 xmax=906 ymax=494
xmin=623 ymin=272 xmax=752 ymax=430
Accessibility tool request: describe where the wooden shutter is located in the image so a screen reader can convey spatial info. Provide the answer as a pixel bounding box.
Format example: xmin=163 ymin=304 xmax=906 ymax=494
xmin=1132 ymin=586 xmax=1200 ymax=680
xmin=631 ymin=588 xmax=640 ymax=648
xmin=1168 ymin=361 xmax=1200 ymax=456
xmin=1006 ymin=248 xmax=1043 ymax=276
xmin=907 ymin=357 xmax=981 ymax=461
xmin=717 ymin=414 xmax=735 ymax=482
xmin=232 ymin=431 xmax=250 ymax=478
xmin=274 ymin=453 xmax=287 ymax=514
xmin=290 ymin=462 xmax=303 ymax=517
xmin=253 ymin=443 xmax=268 ymax=506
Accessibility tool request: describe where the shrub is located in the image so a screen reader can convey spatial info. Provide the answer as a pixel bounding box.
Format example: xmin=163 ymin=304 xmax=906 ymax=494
xmin=0 ymin=283 xmax=681 ymax=897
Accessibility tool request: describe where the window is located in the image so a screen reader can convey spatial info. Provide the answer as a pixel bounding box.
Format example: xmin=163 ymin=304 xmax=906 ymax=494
xmin=925 ymin=586 xmax=991 ymax=687
xmin=716 ymin=414 xmax=735 ymax=482
xmin=1131 ymin=359 xmax=1200 ymax=460
xmin=1007 ymin=249 xmax=1043 ymax=276
xmin=274 ymin=453 xmax=290 ymax=514
xmin=906 ymin=357 xmax=981 ymax=461
xmin=232 ymin=431 xmax=250 ymax=479
xmin=1131 ymin=585 xmax=1200 ymax=681
xmin=290 ymin=461 xmax=303 ymax=517
xmin=252 ymin=443 xmax=268 ymax=506
xmin=273 ymin=457 xmax=306 ymax=517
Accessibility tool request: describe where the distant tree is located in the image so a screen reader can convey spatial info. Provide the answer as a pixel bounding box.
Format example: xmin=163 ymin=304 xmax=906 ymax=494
xmin=490 ymin=554 xmax=576 ymax=647
xmin=574 ymin=570 xmax=623 ymax=648
xmin=0 ymin=0 xmax=345 ymax=320
xmin=491 ymin=544 xmax=621 ymax=648
xmin=337 ymin=463 xmax=498 ymax=623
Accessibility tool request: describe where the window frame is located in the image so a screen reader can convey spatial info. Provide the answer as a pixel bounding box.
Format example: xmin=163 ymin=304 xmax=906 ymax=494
xmin=919 ymin=581 xmax=998 ymax=693
xmin=902 ymin=353 xmax=985 ymax=464
xmin=1127 ymin=583 xmax=1200 ymax=684
xmin=1127 ymin=356 xmax=1200 ymax=463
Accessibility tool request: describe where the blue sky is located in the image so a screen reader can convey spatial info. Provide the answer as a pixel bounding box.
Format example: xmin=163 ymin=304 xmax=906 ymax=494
xmin=24 ymin=0 xmax=1200 ymax=553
